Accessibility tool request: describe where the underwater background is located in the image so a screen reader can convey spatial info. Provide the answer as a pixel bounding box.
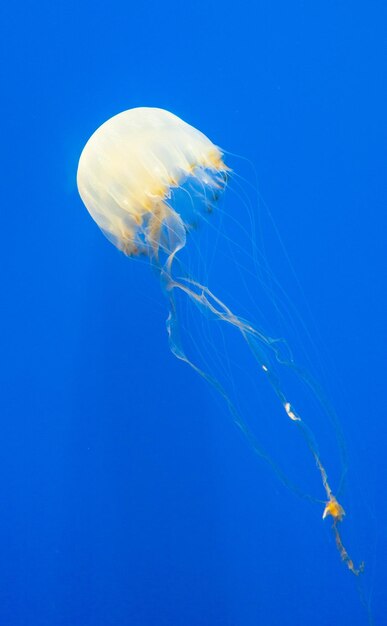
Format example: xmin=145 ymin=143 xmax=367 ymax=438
xmin=1 ymin=1 xmax=386 ymax=624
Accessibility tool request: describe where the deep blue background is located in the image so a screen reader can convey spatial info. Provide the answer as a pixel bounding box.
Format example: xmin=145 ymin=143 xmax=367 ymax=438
xmin=1 ymin=1 xmax=386 ymax=625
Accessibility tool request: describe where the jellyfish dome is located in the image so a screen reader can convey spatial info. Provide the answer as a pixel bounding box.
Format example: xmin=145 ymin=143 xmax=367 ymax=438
xmin=77 ymin=107 xmax=228 ymax=257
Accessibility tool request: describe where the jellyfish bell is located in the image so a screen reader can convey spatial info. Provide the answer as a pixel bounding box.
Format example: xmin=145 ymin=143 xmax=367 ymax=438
xmin=77 ymin=107 xmax=228 ymax=259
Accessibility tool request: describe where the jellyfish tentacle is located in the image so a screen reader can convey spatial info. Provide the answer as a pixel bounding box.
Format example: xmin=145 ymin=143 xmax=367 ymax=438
xmin=166 ymin=265 xmax=363 ymax=576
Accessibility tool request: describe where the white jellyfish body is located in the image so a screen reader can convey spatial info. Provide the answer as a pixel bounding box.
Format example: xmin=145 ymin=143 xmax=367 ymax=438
xmin=77 ymin=107 xmax=227 ymax=256
xmin=77 ymin=107 xmax=363 ymax=577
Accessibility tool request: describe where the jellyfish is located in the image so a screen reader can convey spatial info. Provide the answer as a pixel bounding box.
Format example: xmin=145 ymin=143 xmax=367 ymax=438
xmin=77 ymin=107 xmax=363 ymax=575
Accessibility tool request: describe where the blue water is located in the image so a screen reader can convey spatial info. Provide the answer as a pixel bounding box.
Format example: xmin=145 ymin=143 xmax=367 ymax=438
xmin=1 ymin=1 xmax=386 ymax=625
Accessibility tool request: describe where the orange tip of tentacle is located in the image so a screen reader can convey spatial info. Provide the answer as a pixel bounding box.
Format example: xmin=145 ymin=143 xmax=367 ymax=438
xmin=322 ymin=496 xmax=345 ymax=522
